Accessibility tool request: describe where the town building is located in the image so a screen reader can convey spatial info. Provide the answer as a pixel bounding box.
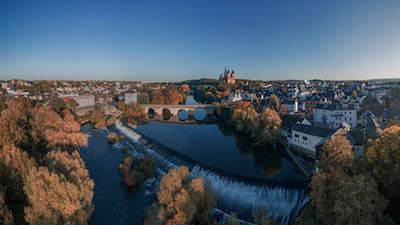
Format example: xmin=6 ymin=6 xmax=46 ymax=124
xmin=292 ymin=124 xmax=336 ymax=158
xmin=219 ymin=68 xmax=236 ymax=85
xmin=313 ymin=103 xmax=357 ymax=129
xmin=72 ymin=95 xmax=95 ymax=108
xmin=281 ymin=115 xmax=311 ymax=144
xmin=362 ymin=98 xmax=381 ymax=116
xmin=282 ymin=99 xmax=298 ymax=114
xmin=304 ymin=95 xmax=323 ymax=117
xmin=125 ymin=91 xmax=138 ymax=105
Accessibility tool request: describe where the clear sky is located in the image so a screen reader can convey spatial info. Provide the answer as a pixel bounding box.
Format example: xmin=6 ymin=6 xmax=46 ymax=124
xmin=1 ymin=0 xmax=400 ymax=81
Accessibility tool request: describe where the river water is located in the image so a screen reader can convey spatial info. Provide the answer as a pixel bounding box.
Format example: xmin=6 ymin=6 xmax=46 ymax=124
xmin=79 ymin=96 xmax=310 ymax=224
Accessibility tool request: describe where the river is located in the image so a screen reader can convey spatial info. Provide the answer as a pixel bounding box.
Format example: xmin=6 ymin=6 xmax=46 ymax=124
xmin=79 ymin=96 xmax=310 ymax=224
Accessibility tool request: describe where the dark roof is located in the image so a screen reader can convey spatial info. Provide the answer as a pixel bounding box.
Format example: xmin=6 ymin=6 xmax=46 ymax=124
xmin=281 ymin=115 xmax=304 ymax=129
xmin=282 ymin=99 xmax=296 ymax=105
xmin=348 ymin=131 xmax=365 ymax=145
xmin=363 ymin=98 xmax=380 ymax=104
xmin=314 ymin=103 xmax=357 ymax=110
xmin=292 ymin=124 xmax=335 ymax=138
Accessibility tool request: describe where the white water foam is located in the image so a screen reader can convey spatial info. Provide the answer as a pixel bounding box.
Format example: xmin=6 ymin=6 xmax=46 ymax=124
xmin=191 ymin=165 xmax=309 ymax=224
xmin=115 ymin=120 xmax=309 ymax=224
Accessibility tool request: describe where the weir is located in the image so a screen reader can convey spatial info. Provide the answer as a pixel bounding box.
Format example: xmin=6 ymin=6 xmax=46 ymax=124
xmin=114 ymin=120 xmax=309 ymax=224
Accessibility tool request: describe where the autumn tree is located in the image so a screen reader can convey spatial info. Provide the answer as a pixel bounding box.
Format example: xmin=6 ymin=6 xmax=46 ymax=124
xmin=310 ymin=136 xmax=388 ymax=224
xmin=366 ymin=125 xmax=400 ymax=199
xmin=0 ymin=101 xmax=28 ymax=148
xmin=24 ymin=150 xmax=94 ymax=225
xmin=252 ymin=108 xmax=282 ymax=145
xmin=117 ymin=101 xmax=127 ymax=111
xmin=0 ymin=97 xmax=6 ymax=114
xmin=30 ymin=106 xmax=88 ymax=153
xmin=180 ymin=84 xmax=190 ymax=94
xmin=145 ymin=166 xmax=216 ymax=224
xmin=0 ymin=193 xmax=14 ymax=225
xmin=0 ymin=145 xmax=37 ymax=224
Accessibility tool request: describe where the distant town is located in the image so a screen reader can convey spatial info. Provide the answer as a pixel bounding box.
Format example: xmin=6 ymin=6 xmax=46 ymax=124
xmin=1 ymin=71 xmax=399 ymax=161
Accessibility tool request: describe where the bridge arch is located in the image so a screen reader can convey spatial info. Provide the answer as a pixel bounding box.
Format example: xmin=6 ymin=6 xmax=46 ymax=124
xmin=141 ymin=104 xmax=218 ymax=120
xmin=162 ymin=108 xmax=171 ymax=121
xmin=193 ymin=108 xmax=207 ymax=122
xmin=178 ymin=109 xmax=188 ymax=121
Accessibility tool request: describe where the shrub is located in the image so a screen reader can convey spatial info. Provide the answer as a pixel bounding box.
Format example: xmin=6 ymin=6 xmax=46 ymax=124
xmin=107 ymin=132 xmax=119 ymax=143
xmin=118 ymin=135 xmax=124 ymax=141
xmin=118 ymin=154 xmax=157 ymax=191
xmin=122 ymin=146 xmax=129 ymax=154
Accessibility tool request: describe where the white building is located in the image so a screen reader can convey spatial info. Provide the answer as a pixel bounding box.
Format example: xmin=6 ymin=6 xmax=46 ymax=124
xmin=313 ymin=103 xmax=357 ymax=129
xmin=282 ymin=99 xmax=298 ymax=114
xmin=292 ymin=124 xmax=336 ymax=158
xmin=72 ymin=95 xmax=95 ymax=108
xmin=125 ymin=91 xmax=138 ymax=105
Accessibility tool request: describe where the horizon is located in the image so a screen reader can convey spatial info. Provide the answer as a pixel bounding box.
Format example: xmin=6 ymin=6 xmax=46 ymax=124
xmin=1 ymin=0 xmax=400 ymax=81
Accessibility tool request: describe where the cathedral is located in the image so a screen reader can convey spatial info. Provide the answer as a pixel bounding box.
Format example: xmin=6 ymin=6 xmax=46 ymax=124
xmin=219 ymin=67 xmax=236 ymax=85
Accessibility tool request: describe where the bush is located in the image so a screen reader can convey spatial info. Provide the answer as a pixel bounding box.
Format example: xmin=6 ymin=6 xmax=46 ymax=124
xmin=107 ymin=132 xmax=119 ymax=143
xmin=118 ymin=135 xmax=124 ymax=141
xmin=122 ymin=146 xmax=129 ymax=154
xmin=118 ymin=154 xmax=157 ymax=191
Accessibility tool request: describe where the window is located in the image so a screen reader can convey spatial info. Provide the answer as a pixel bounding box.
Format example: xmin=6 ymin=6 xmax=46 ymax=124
xmin=303 ymin=136 xmax=308 ymax=141
xmin=350 ymin=117 xmax=352 ymax=120
xmin=345 ymin=112 xmax=347 ymax=114
xmin=295 ymin=134 xmax=299 ymax=138
xmin=349 ymin=112 xmax=352 ymax=114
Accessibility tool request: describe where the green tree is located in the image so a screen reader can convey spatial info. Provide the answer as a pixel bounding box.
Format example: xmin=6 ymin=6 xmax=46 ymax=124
xmin=351 ymin=90 xmax=357 ymax=99
xmin=137 ymin=93 xmax=150 ymax=104
xmin=251 ymin=108 xmax=282 ymax=145
xmin=54 ymin=98 xmax=65 ymax=110
xmin=232 ymin=107 xmax=258 ymax=134
xmin=69 ymin=98 xmax=78 ymax=109
xmin=385 ymin=96 xmax=391 ymax=108
xmin=269 ymin=94 xmax=279 ymax=109
xmin=204 ymin=92 xmax=215 ymax=103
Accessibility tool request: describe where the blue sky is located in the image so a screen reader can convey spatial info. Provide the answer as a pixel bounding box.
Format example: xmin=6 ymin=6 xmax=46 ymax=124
xmin=1 ymin=0 xmax=400 ymax=81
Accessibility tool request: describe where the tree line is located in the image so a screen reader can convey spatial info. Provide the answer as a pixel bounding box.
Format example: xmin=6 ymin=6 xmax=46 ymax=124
xmin=216 ymin=102 xmax=282 ymax=146
xmin=0 ymin=96 xmax=94 ymax=225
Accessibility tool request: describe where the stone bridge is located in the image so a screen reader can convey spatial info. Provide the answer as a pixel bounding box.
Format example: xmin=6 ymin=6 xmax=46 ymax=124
xmin=141 ymin=104 xmax=218 ymax=118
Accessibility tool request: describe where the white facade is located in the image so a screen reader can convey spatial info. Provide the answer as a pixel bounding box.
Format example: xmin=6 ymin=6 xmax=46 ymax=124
xmin=72 ymin=95 xmax=95 ymax=108
xmin=282 ymin=100 xmax=298 ymax=114
xmin=313 ymin=104 xmax=357 ymax=129
xmin=292 ymin=130 xmax=324 ymax=153
xmin=125 ymin=91 xmax=138 ymax=105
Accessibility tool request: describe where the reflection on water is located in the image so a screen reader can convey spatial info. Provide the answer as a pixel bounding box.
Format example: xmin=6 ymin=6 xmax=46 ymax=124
xmin=220 ymin=121 xmax=284 ymax=178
